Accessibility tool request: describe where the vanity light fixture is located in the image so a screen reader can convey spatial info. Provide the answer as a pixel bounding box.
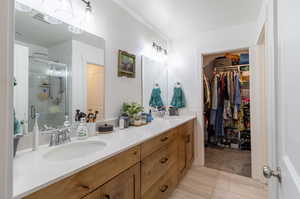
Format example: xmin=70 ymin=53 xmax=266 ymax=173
xmin=81 ymin=0 xmax=92 ymax=13
xmin=44 ymin=15 xmax=63 ymax=25
xmin=68 ymin=25 xmax=84 ymax=34
xmin=152 ymin=42 xmax=168 ymax=55
xmin=81 ymin=0 xmax=92 ymax=22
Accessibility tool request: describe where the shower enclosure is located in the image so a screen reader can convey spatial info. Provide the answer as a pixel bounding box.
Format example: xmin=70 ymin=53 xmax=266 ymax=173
xmin=28 ymin=57 xmax=68 ymax=132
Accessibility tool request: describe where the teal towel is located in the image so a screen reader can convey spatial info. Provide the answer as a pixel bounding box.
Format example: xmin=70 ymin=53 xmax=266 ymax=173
xmin=14 ymin=109 xmax=21 ymax=136
xmin=171 ymin=87 xmax=186 ymax=108
xmin=149 ymin=88 xmax=164 ymax=108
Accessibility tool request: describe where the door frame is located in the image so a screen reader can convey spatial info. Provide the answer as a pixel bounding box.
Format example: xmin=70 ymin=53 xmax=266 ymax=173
xmin=200 ymin=47 xmax=251 ymax=168
xmin=0 ymin=0 xmax=14 ymax=198
xmin=255 ymin=1 xmax=278 ymax=198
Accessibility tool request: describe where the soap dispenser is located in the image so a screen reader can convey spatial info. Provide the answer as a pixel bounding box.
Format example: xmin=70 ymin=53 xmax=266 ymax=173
xmin=77 ymin=118 xmax=88 ymax=140
xmin=32 ymin=113 xmax=40 ymax=151
xmin=64 ymin=115 xmax=72 ymax=142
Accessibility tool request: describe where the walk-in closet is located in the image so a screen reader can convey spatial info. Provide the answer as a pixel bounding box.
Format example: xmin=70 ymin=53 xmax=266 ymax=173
xmin=202 ymin=49 xmax=251 ymax=177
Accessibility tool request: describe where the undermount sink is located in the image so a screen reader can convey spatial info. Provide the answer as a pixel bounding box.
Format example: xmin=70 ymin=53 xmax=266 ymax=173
xmin=43 ymin=141 xmax=107 ymax=161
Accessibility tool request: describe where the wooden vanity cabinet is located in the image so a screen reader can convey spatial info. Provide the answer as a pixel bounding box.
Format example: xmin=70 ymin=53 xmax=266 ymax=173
xmin=23 ymin=119 xmax=195 ymax=199
xmin=24 ymin=146 xmax=141 ymax=199
xmin=83 ymin=163 xmax=140 ymax=199
xmin=177 ymin=120 xmax=194 ymax=180
xmin=140 ymin=128 xmax=179 ymax=199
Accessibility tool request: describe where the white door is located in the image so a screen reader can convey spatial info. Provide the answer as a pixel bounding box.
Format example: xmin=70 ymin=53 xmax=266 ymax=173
xmin=264 ymin=0 xmax=300 ymax=198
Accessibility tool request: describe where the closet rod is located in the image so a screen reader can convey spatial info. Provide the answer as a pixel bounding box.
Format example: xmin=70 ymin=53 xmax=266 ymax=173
xmin=215 ymin=64 xmax=249 ymax=69
xmin=214 ymin=64 xmax=249 ymax=72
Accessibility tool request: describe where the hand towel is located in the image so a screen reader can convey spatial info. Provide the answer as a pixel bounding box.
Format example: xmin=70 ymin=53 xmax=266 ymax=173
xmin=171 ymin=87 xmax=186 ymax=109
xmin=149 ymin=88 xmax=164 ymax=108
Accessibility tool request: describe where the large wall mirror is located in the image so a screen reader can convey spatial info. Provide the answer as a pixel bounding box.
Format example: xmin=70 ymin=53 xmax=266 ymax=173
xmin=142 ymin=56 xmax=168 ymax=111
xmin=14 ymin=2 xmax=105 ymax=133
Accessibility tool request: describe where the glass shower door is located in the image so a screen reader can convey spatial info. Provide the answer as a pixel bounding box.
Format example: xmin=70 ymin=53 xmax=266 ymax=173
xmin=28 ymin=58 xmax=68 ymax=132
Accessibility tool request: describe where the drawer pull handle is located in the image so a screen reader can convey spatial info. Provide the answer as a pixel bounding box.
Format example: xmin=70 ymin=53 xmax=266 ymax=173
xmin=160 ymin=157 xmax=169 ymax=164
xmin=160 ymin=137 xmax=169 ymax=142
xmin=185 ymin=135 xmax=191 ymax=143
xmin=104 ymin=194 xmax=110 ymax=199
xmin=79 ymin=184 xmax=90 ymax=190
xmin=160 ymin=185 xmax=169 ymax=192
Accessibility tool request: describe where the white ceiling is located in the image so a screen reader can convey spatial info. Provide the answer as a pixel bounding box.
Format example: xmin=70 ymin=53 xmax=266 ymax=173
xmin=15 ymin=9 xmax=105 ymax=49
xmin=116 ymin=0 xmax=263 ymax=40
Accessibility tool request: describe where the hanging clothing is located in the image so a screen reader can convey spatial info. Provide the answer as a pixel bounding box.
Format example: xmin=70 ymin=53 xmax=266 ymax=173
xmin=149 ymin=87 xmax=164 ymax=108
xmin=234 ymin=72 xmax=241 ymax=109
xmin=171 ymin=87 xmax=186 ymax=108
xmin=233 ymin=72 xmax=241 ymax=120
xmin=210 ymin=75 xmax=224 ymax=137
xmin=203 ymin=74 xmax=211 ymax=109
xmin=211 ymin=74 xmax=219 ymax=110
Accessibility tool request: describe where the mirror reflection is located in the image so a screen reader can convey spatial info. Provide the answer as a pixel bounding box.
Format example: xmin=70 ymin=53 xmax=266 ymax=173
xmin=142 ymin=56 xmax=168 ymax=111
xmin=14 ymin=4 xmax=105 ymax=133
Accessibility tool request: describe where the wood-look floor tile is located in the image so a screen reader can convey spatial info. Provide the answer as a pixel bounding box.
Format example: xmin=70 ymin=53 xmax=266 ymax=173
xmin=170 ymin=189 xmax=207 ymax=199
xmin=212 ymin=189 xmax=254 ymax=199
xmin=171 ymin=166 xmax=267 ymax=199
xmin=178 ymin=182 xmax=213 ymax=199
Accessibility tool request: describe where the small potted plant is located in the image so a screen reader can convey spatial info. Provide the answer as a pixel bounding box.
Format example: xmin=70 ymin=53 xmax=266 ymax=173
xmin=122 ymin=103 xmax=144 ymax=126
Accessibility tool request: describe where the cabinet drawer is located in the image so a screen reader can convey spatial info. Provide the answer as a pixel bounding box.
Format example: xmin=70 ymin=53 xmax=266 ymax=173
xmin=141 ymin=140 xmax=177 ymax=194
xmin=142 ymin=164 xmax=178 ymax=199
xmin=24 ymin=146 xmax=141 ymax=199
xmin=141 ymin=129 xmax=176 ymax=159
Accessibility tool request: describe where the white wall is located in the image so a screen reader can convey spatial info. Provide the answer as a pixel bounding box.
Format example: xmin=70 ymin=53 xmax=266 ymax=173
xmin=168 ymin=22 xmax=257 ymax=165
xmin=18 ymin=0 xmax=167 ymax=120
xmin=14 ymin=44 xmax=29 ymax=122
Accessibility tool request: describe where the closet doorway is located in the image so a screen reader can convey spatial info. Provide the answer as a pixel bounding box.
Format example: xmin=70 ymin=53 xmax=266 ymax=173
xmin=202 ymin=49 xmax=252 ymax=178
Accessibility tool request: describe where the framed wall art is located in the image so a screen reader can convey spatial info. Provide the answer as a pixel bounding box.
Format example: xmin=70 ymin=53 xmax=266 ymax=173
xmin=118 ymin=50 xmax=136 ymax=78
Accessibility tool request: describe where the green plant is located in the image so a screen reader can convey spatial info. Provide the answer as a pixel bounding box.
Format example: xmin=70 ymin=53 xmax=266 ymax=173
xmin=122 ymin=102 xmax=144 ymax=118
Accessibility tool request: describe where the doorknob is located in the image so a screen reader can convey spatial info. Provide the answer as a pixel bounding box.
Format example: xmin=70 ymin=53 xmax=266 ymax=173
xmin=263 ymin=166 xmax=282 ymax=183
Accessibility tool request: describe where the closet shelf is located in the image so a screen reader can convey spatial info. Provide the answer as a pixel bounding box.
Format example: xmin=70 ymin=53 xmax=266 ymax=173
xmin=214 ymin=64 xmax=249 ymax=72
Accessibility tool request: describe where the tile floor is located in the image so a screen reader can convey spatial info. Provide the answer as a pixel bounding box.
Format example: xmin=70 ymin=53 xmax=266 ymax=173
xmin=170 ymin=166 xmax=268 ymax=199
xmin=205 ymin=147 xmax=252 ymax=177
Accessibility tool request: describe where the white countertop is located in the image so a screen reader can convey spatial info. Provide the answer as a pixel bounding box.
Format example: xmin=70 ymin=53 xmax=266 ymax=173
xmin=13 ymin=115 xmax=196 ymax=199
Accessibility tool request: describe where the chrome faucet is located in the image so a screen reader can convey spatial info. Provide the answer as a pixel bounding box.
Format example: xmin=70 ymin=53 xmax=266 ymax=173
xmin=43 ymin=127 xmax=71 ymax=147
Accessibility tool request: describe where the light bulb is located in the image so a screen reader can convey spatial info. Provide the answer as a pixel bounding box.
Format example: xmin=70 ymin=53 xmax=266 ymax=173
xmin=44 ymin=15 xmax=63 ymax=25
xmin=68 ymin=25 xmax=83 ymax=34
xmin=85 ymin=9 xmax=92 ymax=22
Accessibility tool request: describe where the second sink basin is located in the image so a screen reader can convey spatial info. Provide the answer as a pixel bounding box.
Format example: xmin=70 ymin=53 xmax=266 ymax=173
xmin=43 ymin=141 xmax=107 ymax=162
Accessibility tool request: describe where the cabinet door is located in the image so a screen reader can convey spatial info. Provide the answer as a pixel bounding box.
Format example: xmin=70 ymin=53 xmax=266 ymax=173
xmin=82 ymin=189 xmax=101 ymax=199
xmin=100 ymin=163 xmax=141 ymax=199
xmin=177 ymin=126 xmax=187 ymax=179
xmin=177 ymin=120 xmax=195 ymax=180
xmin=185 ymin=128 xmax=194 ymax=169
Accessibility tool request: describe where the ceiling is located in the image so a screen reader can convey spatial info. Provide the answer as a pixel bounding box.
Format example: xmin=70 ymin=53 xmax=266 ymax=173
xmin=15 ymin=9 xmax=105 ymax=49
xmin=116 ymin=0 xmax=263 ymax=40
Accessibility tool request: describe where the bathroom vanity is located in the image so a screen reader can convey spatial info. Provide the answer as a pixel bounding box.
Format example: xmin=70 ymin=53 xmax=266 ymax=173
xmin=14 ymin=117 xmax=195 ymax=199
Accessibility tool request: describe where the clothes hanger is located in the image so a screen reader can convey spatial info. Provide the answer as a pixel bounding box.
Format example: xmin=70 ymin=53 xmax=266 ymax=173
xmin=154 ymin=83 xmax=160 ymax=88
xmin=175 ymin=82 xmax=181 ymax=88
